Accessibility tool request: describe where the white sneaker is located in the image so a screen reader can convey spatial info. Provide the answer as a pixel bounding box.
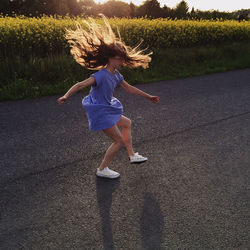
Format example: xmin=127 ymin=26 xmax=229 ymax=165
xmin=96 ymin=167 xmax=120 ymax=179
xmin=129 ymin=152 xmax=148 ymax=163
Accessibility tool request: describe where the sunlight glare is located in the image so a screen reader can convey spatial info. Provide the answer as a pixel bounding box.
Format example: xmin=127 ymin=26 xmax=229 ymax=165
xmin=94 ymin=0 xmax=250 ymax=12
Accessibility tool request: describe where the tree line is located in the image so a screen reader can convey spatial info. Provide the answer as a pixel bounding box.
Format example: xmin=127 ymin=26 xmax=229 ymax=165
xmin=1 ymin=0 xmax=249 ymax=20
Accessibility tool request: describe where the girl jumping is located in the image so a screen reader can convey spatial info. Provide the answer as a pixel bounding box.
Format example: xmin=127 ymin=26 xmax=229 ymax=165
xmin=58 ymin=15 xmax=159 ymax=179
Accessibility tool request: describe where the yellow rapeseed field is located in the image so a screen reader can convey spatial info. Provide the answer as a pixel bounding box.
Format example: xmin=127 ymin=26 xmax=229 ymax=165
xmin=0 ymin=15 xmax=250 ymax=58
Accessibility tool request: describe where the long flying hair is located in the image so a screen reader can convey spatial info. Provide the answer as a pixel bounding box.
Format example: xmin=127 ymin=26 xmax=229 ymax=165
xmin=65 ymin=15 xmax=152 ymax=70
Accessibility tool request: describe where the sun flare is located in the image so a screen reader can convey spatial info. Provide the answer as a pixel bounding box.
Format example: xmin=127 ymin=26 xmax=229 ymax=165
xmin=94 ymin=0 xmax=250 ymax=12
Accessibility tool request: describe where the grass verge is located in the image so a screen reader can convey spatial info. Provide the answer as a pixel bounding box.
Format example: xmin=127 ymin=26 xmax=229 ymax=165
xmin=0 ymin=41 xmax=250 ymax=101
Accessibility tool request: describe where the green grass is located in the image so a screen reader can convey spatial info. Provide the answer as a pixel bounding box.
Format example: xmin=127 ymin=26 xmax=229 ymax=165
xmin=1 ymin=41 xmax=250 ymax=101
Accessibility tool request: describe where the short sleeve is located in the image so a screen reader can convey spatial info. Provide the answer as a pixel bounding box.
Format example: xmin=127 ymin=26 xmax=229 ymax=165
xmin=115 ymin=70 xmax=124 ymax=87
xmin=91 ymin=70 xmax=104 ymax=87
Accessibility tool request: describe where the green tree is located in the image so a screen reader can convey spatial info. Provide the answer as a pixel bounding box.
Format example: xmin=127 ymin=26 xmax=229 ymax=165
xmin=129 ymin=2 xmax=136 ymax=17
xmin=50 ymin=0 xmax=81 ymax=16
xmin=190 ymin=7 xmax=195 ymax=16
xmin=0 ymin=0 xmax=81 ymax=16
xmin=135 ymin=0 xmax=161 ymax=18
xmin=161 ymin=5 xmax=172 ymax=18
xmin=238 ymin=9 xmax=250 ymax=21
xmin=174 ymin=0 xmax=189 ymax=19
xmin=67 ymin=0 xmax=81 ymax=15
xmin=145 ymin=0 xmax=161 ymax=18
xmin=79 ymin=0 xmax=97 ymax=16
xmin=101 ymin=0 xmax=131 ymax=17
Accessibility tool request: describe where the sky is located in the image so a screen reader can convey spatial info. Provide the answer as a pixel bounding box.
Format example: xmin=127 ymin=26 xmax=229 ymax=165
xmin=94 ymin=0 xmax=250 ymax=12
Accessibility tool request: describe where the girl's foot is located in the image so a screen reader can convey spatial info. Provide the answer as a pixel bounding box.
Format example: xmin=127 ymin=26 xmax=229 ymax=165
xmin=130 ymin=152 xmax=148 ymax=163
xmin=96 ymin=167 xmax=120 ymax=179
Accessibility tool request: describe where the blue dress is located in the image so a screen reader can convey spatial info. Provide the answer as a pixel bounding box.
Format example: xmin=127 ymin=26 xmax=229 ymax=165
xmin=82 ymin=68 xmax=124 ymax=131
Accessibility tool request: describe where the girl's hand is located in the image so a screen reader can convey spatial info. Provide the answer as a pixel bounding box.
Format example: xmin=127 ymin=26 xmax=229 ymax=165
xmin=149 ymin=95 xmax=159 ymax=104
xmin=58 ymin=96 xmax=67 ymax=105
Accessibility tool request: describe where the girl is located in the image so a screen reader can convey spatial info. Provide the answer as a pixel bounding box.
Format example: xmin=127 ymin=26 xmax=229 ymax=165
xmin=58 ymin=15 xmax=159 ymax=179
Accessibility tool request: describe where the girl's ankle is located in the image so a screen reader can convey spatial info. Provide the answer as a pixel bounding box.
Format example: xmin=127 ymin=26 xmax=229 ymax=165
xmin=128 ymin=151 xmax=135 ymax=157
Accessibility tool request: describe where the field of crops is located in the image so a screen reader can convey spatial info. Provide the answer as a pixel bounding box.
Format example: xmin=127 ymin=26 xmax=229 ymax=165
xmin=1 ymin=15 xmax=250 ymax=58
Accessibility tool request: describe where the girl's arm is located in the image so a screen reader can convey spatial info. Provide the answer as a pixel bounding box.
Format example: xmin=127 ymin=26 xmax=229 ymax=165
xmin=58 ymin=76 xmax=95 ymax=105
xmin=120 ymin=80 xmax=159 ymax=103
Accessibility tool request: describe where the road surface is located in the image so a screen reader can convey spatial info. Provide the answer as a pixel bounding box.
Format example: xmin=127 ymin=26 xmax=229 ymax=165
xmin=1 ymin=69 xmax=250 ymax=249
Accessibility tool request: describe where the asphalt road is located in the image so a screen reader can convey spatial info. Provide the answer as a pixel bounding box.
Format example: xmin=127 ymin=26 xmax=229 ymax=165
xmin=1 ymin=69 xmax=250 ymax=249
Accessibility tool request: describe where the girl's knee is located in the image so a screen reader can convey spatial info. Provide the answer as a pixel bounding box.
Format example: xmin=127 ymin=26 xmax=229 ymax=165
xmin=125 ymin=118 xmax=132 ymax=129
xmin=118 ymin=116 xmax=132 ymax=129
xmin=128 ymin=118 xmax=132 ymax=127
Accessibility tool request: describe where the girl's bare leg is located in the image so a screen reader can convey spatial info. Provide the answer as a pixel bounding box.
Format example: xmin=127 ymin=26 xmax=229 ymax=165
xmin=117 ymin=115 xmax=135 ymax=157
xmin=98 ymin=125 xmax=124 ymax=170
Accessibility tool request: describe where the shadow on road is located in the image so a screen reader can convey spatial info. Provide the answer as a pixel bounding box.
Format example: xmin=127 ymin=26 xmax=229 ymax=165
xmin=140 ymin=192 xmax=164 ymax=250
xmin=96 ymin=177 xmax=120 ymax=250
xmin=96 ymin=177 xmax=164 ymax=249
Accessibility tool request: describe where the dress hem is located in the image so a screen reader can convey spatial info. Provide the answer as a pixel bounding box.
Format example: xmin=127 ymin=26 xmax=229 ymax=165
xmin=89 ymin=114 xmax=122 ymax=131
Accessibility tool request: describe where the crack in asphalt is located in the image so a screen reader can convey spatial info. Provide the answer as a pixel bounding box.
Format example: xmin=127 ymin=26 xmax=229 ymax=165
xmin=148 ymin=110 xmax=250 ymax=143
xmin=1 ymin=110 xmax=250 ymax=188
